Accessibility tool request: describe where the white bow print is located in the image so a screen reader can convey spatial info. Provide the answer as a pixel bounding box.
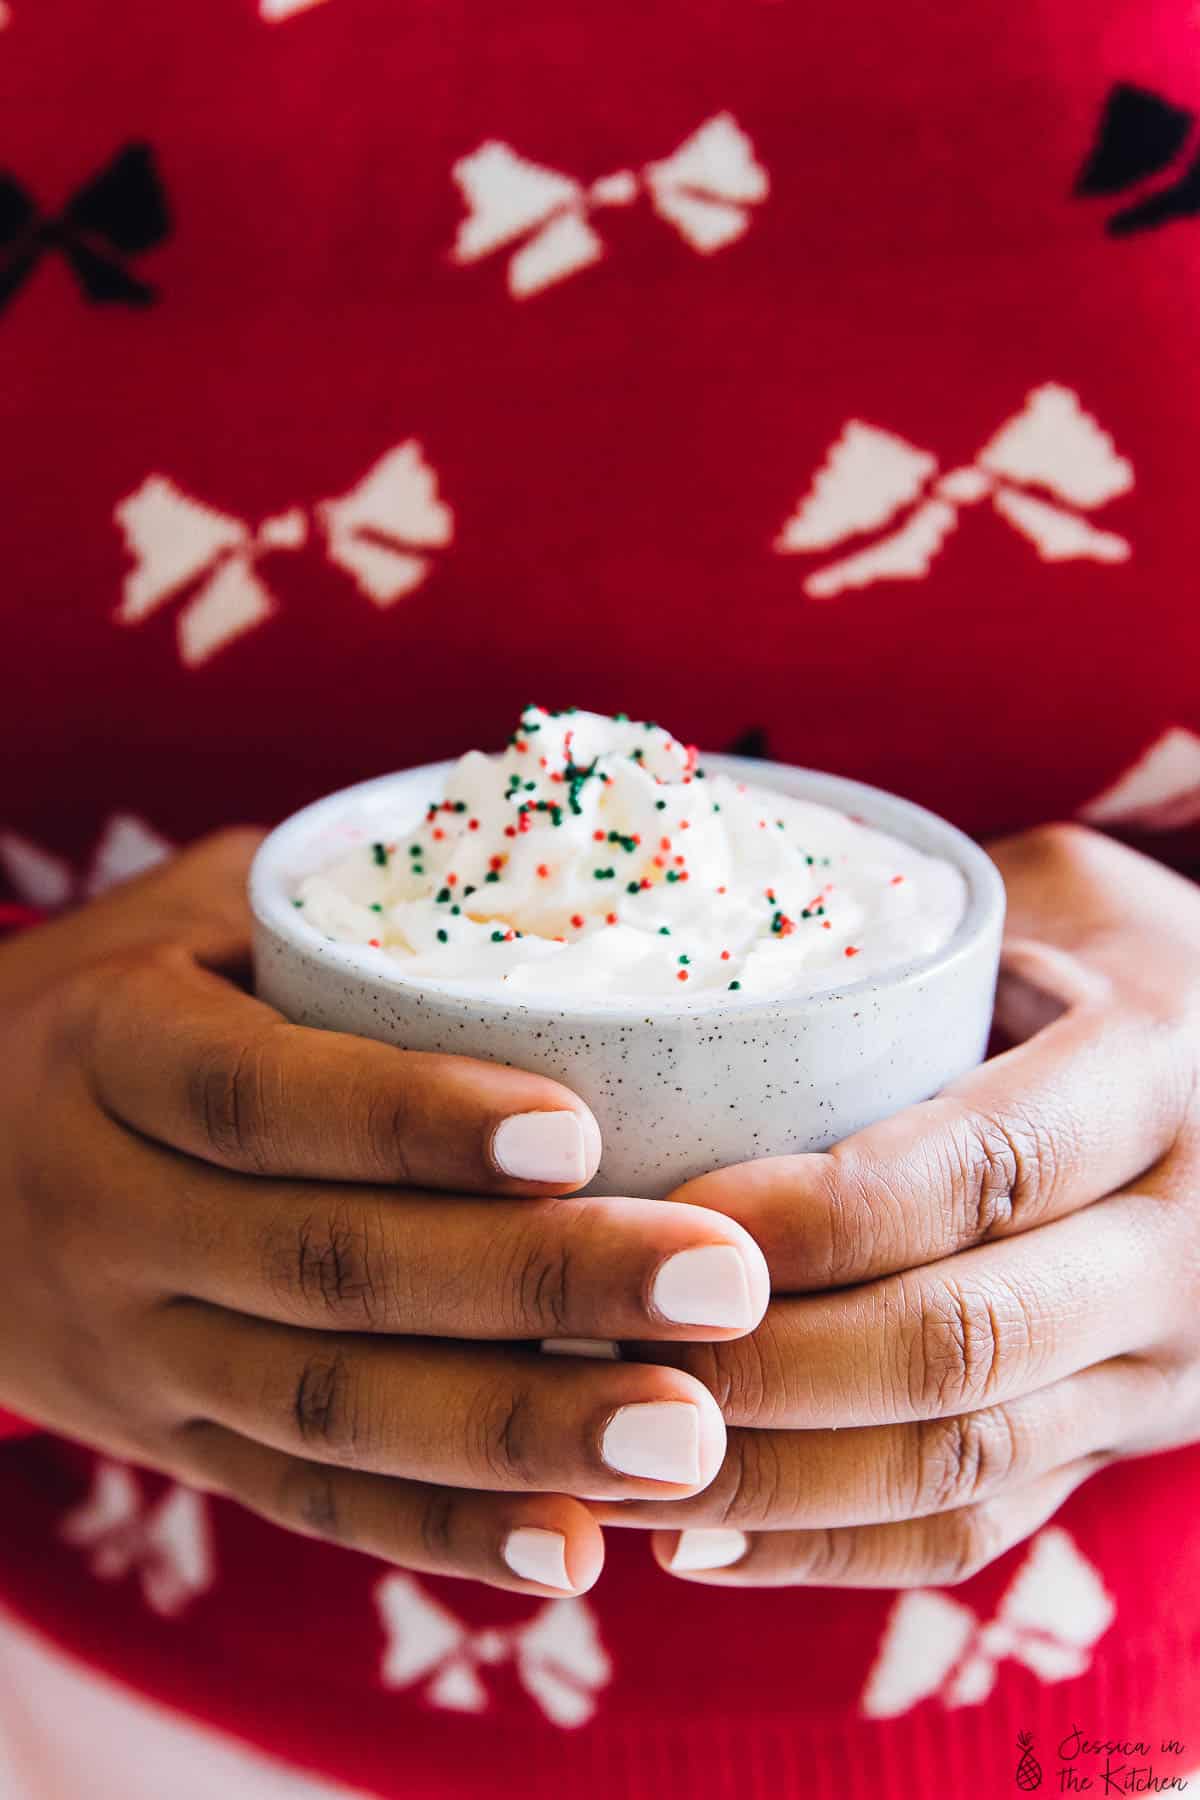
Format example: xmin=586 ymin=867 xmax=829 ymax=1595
xmin=375 ymin=1572 xmax=612 ymax=1729
xmin=60 ymin=1461 xmax=215 ymax=1619
xmin=776 ymin=384 xmax=1133 ymax=598
xmin=452 ymin=112 xmax=769 ymax=298
xmin=860 ymin=1527 xmax=1115 ymax=1719
xmin=114 ymin=440 xmax=454 ymax=667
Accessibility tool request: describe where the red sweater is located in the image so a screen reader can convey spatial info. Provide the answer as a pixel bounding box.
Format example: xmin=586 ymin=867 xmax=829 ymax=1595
xmin=2 ymin=1 xmax=1199 ymax=1794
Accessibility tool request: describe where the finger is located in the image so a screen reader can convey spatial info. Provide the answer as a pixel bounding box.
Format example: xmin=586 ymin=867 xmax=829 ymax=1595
xmin=666 ymin=999 xmax=1187 ymax=1292
xmin=3 ymin=828 xmax=261 ymax=1007
xmin=86 ymin=949 xmax=604 ymax=1194
xmin=653 ymin=1457 xmax=1101 ymax=1588
xmin=131 ymin=1140 xmax=768 ymax=1339
xmin=588 ymin=1355 xmax=1153 ymax=1531
xmin=636 ymin=1194 xmax=1172 ymax=1428
xmin=156 ymin=1301 xmax=728 ymax=1499
xmin=181 ymin=1421 xmax=604 ymax=1595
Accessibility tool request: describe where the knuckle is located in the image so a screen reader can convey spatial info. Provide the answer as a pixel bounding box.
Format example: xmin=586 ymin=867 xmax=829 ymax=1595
xmin=904 ymin=1281 xmax=1008 ymax=1417
xmin=912 ymin=1405 xmax=1019 ymax=1514
xmin=470 ymin=1381 xmax=539 ymax=1488
xmin=507 ymin=1230 xmax=574 ymax=1337
xmin=277 ymin=1460 xmax=349 ymax=1544
xmin=418 ymin=1490 xmax=458 ymax=1563
xmin=191 ymin=1030 xmax=278 ymax=1172
xmin=951 ymin=1108 xmax=1055 ymax=1241
xmin=271 ymin=1205 xmax=388 ymax=1329
xmin=933 ymin=1502 xmax=1009 ymax=1586
xmin=795 ymin=1527 xmax=860 ymax=1585
xmin=685 ymin=1325 xmax=774 ymax=1424
xmin=716 ymin=1431 xmax=793 ymax=1530
xmin=291 ymin=1349 xmax=363 ymax=1461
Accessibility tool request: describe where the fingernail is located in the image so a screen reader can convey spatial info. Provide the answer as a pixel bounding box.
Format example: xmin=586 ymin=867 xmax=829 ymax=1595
xmin=602 ymin=1402 xmax=701 ymax=1485
xmin=670 ymin=1528 xmax=749 ymax=1572
xmin=541 ymin=1338 xmax=621 ymax=1359
xmin=502 ymin=1526 xmax=574 ymax=1591
xmin=492 ymin=1111 xmax=586 ymax=1184
xmin=651 ymin=1245 xmax=756 ymax=1329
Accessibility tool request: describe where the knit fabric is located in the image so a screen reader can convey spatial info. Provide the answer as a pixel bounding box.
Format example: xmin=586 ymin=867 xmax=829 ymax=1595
xmin=2 ymin=2 xmax=1199 ymax=1794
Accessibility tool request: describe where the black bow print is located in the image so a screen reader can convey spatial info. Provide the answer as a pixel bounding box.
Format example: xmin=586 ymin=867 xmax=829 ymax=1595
xmin=0 ymin=144 xmax=170 ymax=313
xmin=1075 ymin=83 xmax=1200 ymax=236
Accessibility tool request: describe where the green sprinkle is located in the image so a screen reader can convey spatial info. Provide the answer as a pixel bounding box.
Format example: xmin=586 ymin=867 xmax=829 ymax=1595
xmin=666 ymin=869 xmax=679 ymax=883
xmin=658 ymin=926 xmax=671 ymax=935
xmin=408 ymin=844 xmax=421 ymax=856
xmin=436 ymin=887 xmax=451 ymax=903
xmin=614 ymin=711 xmax=629 ymax=721
xmin=805 ymin=855 xmax=815 ymax=866
xmin=412 ymin=865 xmax=424 ymax=876
xmin=450 ymin=905 xmax=461 ymax=915
xmin=626 ymin=881 xmax=641 ymax=895
xmin=694 ymin=769 xmax=706 ymax=779
xmin=524 ymin=781 xmax=536 ymax=792
xmin=593 ymin=867 xmax=616 ymax=879
xmin=370 ymin=903 xmax=383 ymax=913
xmin=371 ymin=842 xmax=388 ymax=867
xmin=436 ymin=929 xmax=448 ymax=943
xmin=728 ymin=980 xmax=741 ymax=990
xmin=292 ymin=898 xmax=304 ymax=909
xmin=630 ymin=747 xmax=644 ymax=762
xmin=464 ymin=884 xmax=477 ymax=897
xmin=678 ymin=954 xmax=691 ymax=965
xmin=490 ymin=930 xmax=505 ymax=942
xmin=485 ymin=871 xmax=500 ymax=883
xmin=713 ymin=803 xmax=722 ymax=813
xmin=655 ymin=799 xmax=667 ymax=810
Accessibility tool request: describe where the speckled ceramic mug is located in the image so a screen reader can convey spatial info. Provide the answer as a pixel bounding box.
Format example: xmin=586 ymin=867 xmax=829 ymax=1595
xmin=250 ymin=756 xmax=1005 ymax=1198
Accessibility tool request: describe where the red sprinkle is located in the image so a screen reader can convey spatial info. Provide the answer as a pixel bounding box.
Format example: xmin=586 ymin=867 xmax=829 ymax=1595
xmin=368 ymin=938 xmax=381 ymax=948
xmin=653 ymin=857 xmax=666 ymax=869
xmin=845 ymin=945 xmax=861 ymax=958
xmin=680 ymin=820 xmax=690 ymax=830
xmin=679 ymin=871 xmax=690 ymax=882
xmin=432 ymin=828 xmax=445 ymax=840
xmin=822 ymin=920 xmax=832 ymax=930
xmin=890 ymin=874 xmax=905 ymax=885
xmin=677 ymin=969 xmax=689 ymax=981
xmin=720 ymin=949 xmax=731 ymax=960
xmin=660 ymin=837 xmax=672 ymax=851
xmin=514 ymin=741 xmax=528 ymax=754
xmin=674 ymin=854 xmax=686 ymax=867
xmin=606 ymin=912 xmax=617 ymax=925
xmin=447 ymin=873 xmax=457 ymax=886
xmin=593 ymin=830 xmax=606 ymax=842
xmin=777 ymin=916 xmax=796 ymax=937
xmin=517 ymin=811 xmax=532 ymax=834
xmin=570 ymin=914 xmax=584 ymax=928
xmin=468 ymin=818 xmax=480 ymax=831
xmin=504 ymin=826 xmax=516 ymax=838
xmin=717 ymin=885 xmax=727 ymax=895
xmin=489 ymin=855 xmax=505 ymax=871
xmin=640 ymin=878 xmax=652 ymax=889
xmin=536 ymin=864 xmax=550 ymax=878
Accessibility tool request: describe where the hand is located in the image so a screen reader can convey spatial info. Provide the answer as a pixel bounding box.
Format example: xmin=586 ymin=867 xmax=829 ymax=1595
xmin=0 ymin=830 xmax=769 ymax=1597
xmin=591 ymin=825 xmax=1200 ymax=1587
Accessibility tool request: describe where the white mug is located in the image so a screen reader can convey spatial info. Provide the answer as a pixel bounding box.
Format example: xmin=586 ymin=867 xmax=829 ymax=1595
xmin=251 ymin=756 xmax=1005 ymax=1198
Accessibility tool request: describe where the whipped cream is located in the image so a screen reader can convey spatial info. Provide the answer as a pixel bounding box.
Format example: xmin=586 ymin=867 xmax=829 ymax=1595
xmin=295 ymin=706 xmax=967 ymax=1004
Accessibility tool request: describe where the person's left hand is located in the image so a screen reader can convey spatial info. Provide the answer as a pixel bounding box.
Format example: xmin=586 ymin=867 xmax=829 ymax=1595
xmin=590 ymin=824 xmax=1200 ymax=1587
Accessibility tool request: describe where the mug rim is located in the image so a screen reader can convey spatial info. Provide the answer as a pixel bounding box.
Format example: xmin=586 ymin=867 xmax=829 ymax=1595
xmin=250 ymin=753 xmax=1006 ymax=1024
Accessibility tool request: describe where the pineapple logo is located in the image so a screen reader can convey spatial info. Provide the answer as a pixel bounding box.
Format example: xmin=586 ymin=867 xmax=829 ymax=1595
xmin=1014 ymin=1731 xmax=1043 ymax=1791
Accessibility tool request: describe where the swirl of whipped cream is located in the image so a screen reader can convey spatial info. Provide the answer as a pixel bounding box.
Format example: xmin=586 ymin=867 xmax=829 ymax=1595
xmin=295 ymin=705 xmax=967 ymax=1003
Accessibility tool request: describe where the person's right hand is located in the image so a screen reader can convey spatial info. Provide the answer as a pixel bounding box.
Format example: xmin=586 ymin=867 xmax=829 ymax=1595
xmin=0 ymin=829 xmax=768 ymax=1596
